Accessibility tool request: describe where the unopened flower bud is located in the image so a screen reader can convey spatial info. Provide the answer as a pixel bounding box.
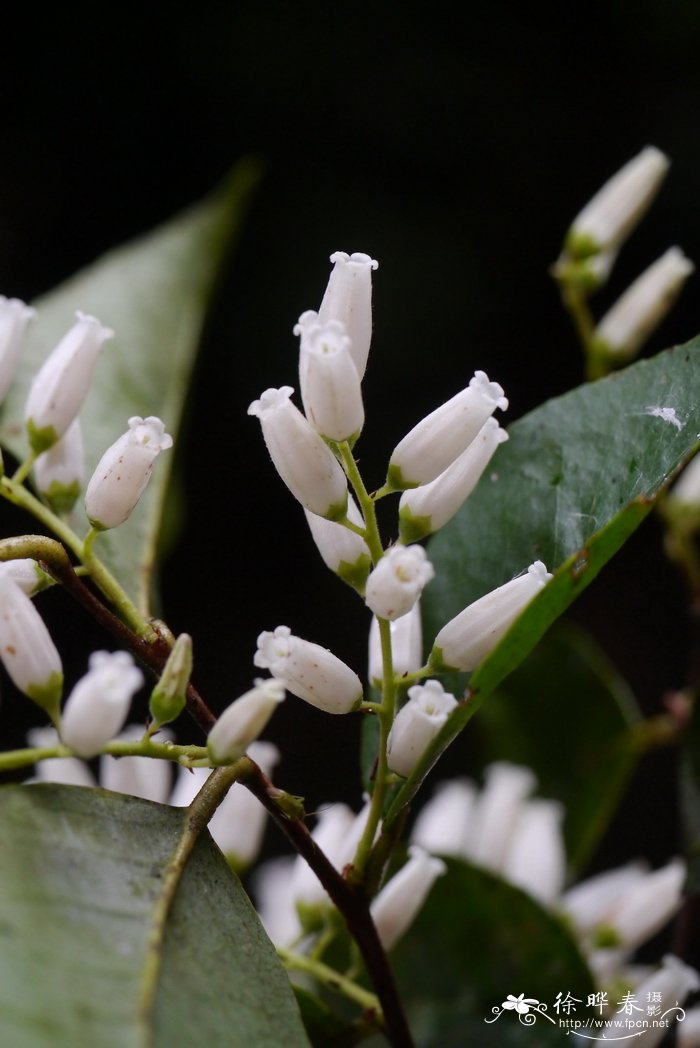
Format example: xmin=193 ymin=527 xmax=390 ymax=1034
xmin=387 ymin=371 xmax=508 ymax=490
xmin=25 ymin=311 xmax=114 ymax=452
xmin=365 ymin=544 xmax=434 ymax=621
xmin=368 ymin=602 xmax=423 ymax=687
xmin=248 ymin=387 xmax=348 ymax=520
xmin=85 ymin=416 xmax=173 ymax=530
xmin=600 ymin=859 xmax=686 ymax=951
xmin=34 ymin=417 xmax=84 ymax=515
xmin=411 ymin=778 xmax=477 ymax=857
xmin=297 ymin=317 xmax=364 ymax=441
xmin=466 ymin=762 xmax=536 ymax=872
xmin=60 ymin=651 xmax=144 ymax=758
xmin=592 ymin=247 xmax=694 ymax=361
xmin=100 ymin=724 xmax=172 ymax=803
xmin=399 ymin=418 xmax=508 ymax=543
xmin=0 ymin=558 xmax=52 ymax=596
xmin=387 ymin=680 xmax=458 ymax=777
xmin=149 ymin=633 xmax=193 ymax=727
xmin=304 ymin=494 xmax=371 ymax=593
xmin=207 ymin=678 xmax=286 ymax=765
xmin=208 ymin=741 xmax=281 ymax=868
xmin=370 ymin=845 xmax=446 ymax=951
xmin=0 ymin=296 xmax=35 ymax=402
xmin=254 ymin=625 xmax=362 ymax=714
xmin=635 ymin=956 xmax=700 ymax=1033
xmin=502 ymin=798 xmax=566 ymax=904
xmin=565 ymin=146 xmax=670 ymax=259
xmin=318 ymin=251 xmax=378 ymax=378
xmin=0 ymin=573 xmax=63 ymax=721
xmin=430 ymin=560 xmax=552 ymax=672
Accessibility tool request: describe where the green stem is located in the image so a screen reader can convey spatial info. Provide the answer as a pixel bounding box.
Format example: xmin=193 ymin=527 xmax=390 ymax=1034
xmin=277 ymin=946 xmax=382 ymax=1016
xmin=0 ymin=478 xmax=155 ymax=639
xmin=0 ymin=738 xmax=209 ymax=773
xmin=337 ymin=442 xmax=385 ymax=564
xmin=11 ymin=450 xmax=38 ymax=487
xmin=137 ymin=762 xmax=244 ymax=1044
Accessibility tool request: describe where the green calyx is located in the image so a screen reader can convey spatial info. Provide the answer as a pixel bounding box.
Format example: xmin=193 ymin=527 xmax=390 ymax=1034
xmin=563 ymin=228 xmax=603 ymax=262
xmin=336 ymin=553 xmax=371 ymax=594
xmin=398 ymin=504 xmax=432 ymax=544
xmin=26 ymin=420 xmax=59 ymax=455
xmin=26 ymin=671 xmax=64 ymax=726
xmin=42 ymin=480 xmax=81 ymax=517
xmin=385 ymin=462 xmax=417 ymax=492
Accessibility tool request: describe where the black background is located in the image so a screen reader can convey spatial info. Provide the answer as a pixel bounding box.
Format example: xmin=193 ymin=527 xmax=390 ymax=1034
xmin=1 ymin=2 xmax=699 ymax=885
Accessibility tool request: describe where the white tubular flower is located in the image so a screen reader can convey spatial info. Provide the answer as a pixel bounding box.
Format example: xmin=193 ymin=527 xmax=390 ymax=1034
xmin=291 ymin=802 xmax=355 ymax=907
xmin=431 ymin=560 xmax=553 ymax=672
xmin=248 ymin=386 xmax=348 ymax=520
xmin=602 ymin=858 xmax=685 ymax=951
xmin=368 ymin=602 xmax=423 ymax=687
xmin=254 ymin=626 xmax=362 ymax=714
xmin=593 ymin=247 xmax=694 ymax=361
xmin=207 ymin=678 xmax=285 ymax=765
xmin=34 ymin=417 xmax=84 ymax=515
xmin=0 ymin=558 xmax=52 ymax=596
xmin=99 ymin=724 xmax=172 ymax=803
xmin=85 ymin=416 xmax=173 ymax=531
xmin=25 ymin=311 xmax=114 ymax=452
xmin=298 ymin=317 xmax=364 ymax=441
xmin=465 ymin=763 xmax=536 ymax=872
xmin=387 ymin=680 xmax=458 ymax=778
xmin=565 ymin=146 xmax=670 ymax=258
xmin=0 ymin=573 xmax=63 ymax=720
xmin=60 ymin=651 xmax=144 ymax=759
xmin=318 ymin=251 xmax=379 ymax=379
xmin=251 ymin=856 xmax=301 ymax=947
xmin=365 ymin=544 xmax=435 ymax=621
xmin=635 ymin=957 xmax=700 ymax=1048
xmin=334 ymin=796 xmax=380 ymax=871
xmin=387 ymin=371 xmax=509 ymax=490
xmin=502 ymin=798 xmax=566 ymax=905
xmin=208 ymin=741 xmax=280 ymax=867
xmin=0 ymin=296 xmax=35 ymax=402
xmin=398 ymin=418 xmax=508 ymax=543
xmin=304 ymin=494 xmax=371 ymax=593
xmin=27 ymin=726 xmax=95 ymax=788
xmin=410 ymin=778 xmax=477 ymax=857
xmin=561 ymin=861 xmax=648 ymax=935
xmin=370 ymin=845 xmax=446 ymax=951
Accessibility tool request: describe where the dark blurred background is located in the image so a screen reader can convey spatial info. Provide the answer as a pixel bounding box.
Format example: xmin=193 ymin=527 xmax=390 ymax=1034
xmin=1 ymin=1 xmax=699 ymax=875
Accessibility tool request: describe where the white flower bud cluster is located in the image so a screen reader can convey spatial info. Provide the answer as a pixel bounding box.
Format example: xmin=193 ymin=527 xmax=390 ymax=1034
xmin=554 ymin=147 xmax=693 ymax=364
xmin=411 ymin=762 xmax=694 ymax=998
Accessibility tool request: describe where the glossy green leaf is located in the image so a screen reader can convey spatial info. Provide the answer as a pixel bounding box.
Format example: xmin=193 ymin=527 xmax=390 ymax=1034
xmin=388 ymin=340 xmax=700 ymax=822
xmin=0 ymin=784 xmax=310 ymax=1048
xmin=469 ymin=624 xmax=642 ymax=872
xmin=0 ymin=161 xmax=258 ymax=612
xmin=389 ymin=858 xmax=593 ymax=1047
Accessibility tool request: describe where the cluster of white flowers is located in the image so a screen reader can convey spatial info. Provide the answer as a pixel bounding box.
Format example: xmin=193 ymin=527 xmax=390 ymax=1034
xmin=247 ymin=250 xmax=553 ymax=780
xmin=412 ymin=761 xmax=700 ymax=1021
xmin=555 ymin=146 xmax=694 ymax=364
xmin=0 ymin=304 xmax=173 ymax=745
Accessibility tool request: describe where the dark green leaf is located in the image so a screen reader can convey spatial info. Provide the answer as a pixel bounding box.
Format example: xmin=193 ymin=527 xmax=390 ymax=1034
xmin=472 ymin=623 xmax=642 ymax=871
xmin=390 ymin=857 xmax=593 ymax=1047
xmin=0 ymin=161 xmax=258 ymax=612
xmin=388 ymin=340 xmax=700 ymax=822
xmin=0 ymin=784 xmax=310 ymax=1048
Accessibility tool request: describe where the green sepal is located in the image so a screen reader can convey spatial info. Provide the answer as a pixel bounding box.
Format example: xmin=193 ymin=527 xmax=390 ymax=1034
xmin=26 ymin=419 xmax=58 ymax=455
xmin=26 ymin=670 xmax=64 ymax=725
xmin=591 ymin=923 xmax=622 ymax=949
xmin=335 ymin=552 xmax=371 ymax=594
xmin=563 ymin=228 xmax=602 ymax=261
xmin=41 ymin=479 xmax=81 ymax=516
xmin=323 ymin=497 xmax=349 ymax=523
xmin=385 ymin=461 xmax=416 ymax=492
xmin=426 ymin=645 xmax=455 ymax=675
xmin=398 ymin=502 xmax=432 ymax=544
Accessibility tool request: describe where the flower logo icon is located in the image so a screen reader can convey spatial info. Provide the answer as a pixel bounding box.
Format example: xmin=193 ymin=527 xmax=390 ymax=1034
xmin=502 ymin=993 xmax=540 ymax=1015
